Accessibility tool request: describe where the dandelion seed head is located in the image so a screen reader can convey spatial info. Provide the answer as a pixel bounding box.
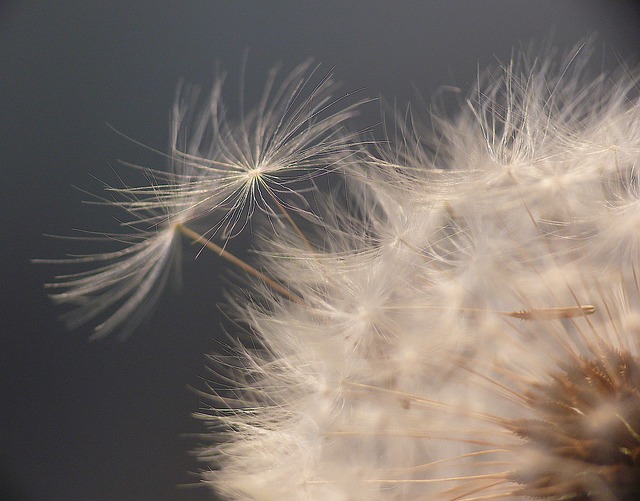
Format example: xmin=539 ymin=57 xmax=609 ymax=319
xmin=508 ymin=347 xmax=640 ymax=500
xmin=186 ymin=44 xmax=640 ymax=500
xmin=39 ymin=38 xmax=640 ymax=500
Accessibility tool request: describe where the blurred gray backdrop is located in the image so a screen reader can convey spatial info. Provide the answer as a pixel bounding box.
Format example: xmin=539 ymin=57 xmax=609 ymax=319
xmin=2 ymin=1 xmax=640 ymax=500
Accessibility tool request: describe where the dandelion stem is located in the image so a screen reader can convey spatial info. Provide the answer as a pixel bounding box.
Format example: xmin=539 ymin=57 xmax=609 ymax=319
xmin=176 ymin=224 xmax=304 ymax=305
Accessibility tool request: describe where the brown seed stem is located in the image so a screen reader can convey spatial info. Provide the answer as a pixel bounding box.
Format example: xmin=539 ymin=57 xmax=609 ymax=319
xmin=269 ymin=193 xmax=316 ymax=254
xmin=177 ymin=223 xmax=304 ymax=305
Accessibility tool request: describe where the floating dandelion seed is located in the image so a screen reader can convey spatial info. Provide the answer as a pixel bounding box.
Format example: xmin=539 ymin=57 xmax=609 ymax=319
xmin=37 ymin=62 xmax=362 ymax=338
xmin=38 ymin=227 xmax=180 ymax=340
xmin=116 ymin=60 xmax=369 ymax=240
xmin=33 ymin=170 xmax=192 ymax=340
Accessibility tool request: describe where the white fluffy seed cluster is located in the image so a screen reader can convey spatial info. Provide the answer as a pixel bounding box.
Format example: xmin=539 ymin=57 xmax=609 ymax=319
xmin=199 ymin=48 xmax=640 ymax=500
xmin=43 ymin=46 xmax=640 ymax=499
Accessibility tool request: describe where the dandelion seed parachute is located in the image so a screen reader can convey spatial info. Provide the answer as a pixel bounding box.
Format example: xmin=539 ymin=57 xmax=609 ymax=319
xmin=39 ymin=228 xmax=180 ymax=340
xmin=34 ymin=167 xmax=193 ymax=340
xmin=37 ymin=62 xmax=363 ymax=339
xmin=139 ymin=60 xmax=368 ymax=240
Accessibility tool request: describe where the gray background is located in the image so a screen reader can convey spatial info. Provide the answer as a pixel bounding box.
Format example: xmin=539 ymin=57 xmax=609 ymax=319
xmin=2 ymin=1 xmax=640 ymax=500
